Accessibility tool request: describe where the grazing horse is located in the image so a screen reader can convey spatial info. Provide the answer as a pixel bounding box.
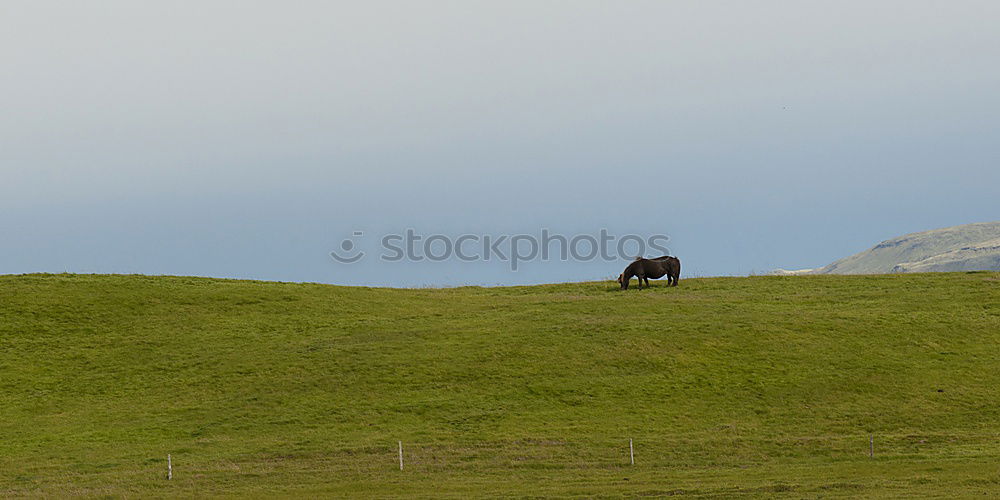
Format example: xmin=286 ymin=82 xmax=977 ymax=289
xmin=618 ymin=256 xmax=680 ymax=290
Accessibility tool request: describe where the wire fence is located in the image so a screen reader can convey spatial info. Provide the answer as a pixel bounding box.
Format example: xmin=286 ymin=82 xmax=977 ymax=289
xmin=6 ymin=433 xmax=1000 ymax=497
xmin=146 ymin=432 xmax=1000 ymax=479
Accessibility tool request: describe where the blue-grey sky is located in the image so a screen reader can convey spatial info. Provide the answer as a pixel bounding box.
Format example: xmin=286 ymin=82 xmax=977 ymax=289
xmin=3 ymin=1 xmax=999 ymax=286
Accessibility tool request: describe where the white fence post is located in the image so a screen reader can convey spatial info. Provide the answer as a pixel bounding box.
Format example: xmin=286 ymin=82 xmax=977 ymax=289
xmin=398 ymin=441 xmax=404 ymax=470
xmin=167 ymin=454 xmax=172 ymax=480
xmin=629 ymin=439 xmax=634 ymax=465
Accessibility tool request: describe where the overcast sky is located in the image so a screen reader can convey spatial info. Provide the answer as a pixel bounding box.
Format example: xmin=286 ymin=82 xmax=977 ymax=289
xmin=2 ymin=1 xmax=999 ymax=286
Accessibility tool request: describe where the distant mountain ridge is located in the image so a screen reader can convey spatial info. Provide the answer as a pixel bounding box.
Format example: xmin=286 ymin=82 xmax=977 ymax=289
xmin=775 ymin=221 xmax=1000 ymax=275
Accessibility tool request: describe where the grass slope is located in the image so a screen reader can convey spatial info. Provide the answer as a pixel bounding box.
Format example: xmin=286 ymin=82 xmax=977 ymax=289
xmin=2 ymin=273 xmax=999 ymax=497
xmin=811 ymin=221 xmax=1000 ymax=274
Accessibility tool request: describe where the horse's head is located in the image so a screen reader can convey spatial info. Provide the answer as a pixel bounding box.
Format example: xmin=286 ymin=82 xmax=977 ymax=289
xmin=617 ymin=272 xmax=628 ymax=290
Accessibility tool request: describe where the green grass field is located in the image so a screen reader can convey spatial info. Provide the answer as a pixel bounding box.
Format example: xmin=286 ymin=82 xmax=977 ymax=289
xmin=2 ymin=272 xmax=999 ymax=497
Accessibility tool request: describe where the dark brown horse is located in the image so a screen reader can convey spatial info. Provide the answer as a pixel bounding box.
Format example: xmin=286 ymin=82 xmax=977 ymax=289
xmin=618 ymin=256 xmax=680 ymax=289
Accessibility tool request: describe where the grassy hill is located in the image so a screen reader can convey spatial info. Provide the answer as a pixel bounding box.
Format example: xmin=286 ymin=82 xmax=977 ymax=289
xmin=2 ymin=273 xmax=1000 ymax=497
xmin=780 ymin=221 xmax=1000 ymax=275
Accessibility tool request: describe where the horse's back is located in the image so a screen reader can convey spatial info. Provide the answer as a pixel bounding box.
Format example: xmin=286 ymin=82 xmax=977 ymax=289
xmin=639 ymin=259 xmax=670 ymax=278
xmin=653 ymin=256 xmax=680 ymax=280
